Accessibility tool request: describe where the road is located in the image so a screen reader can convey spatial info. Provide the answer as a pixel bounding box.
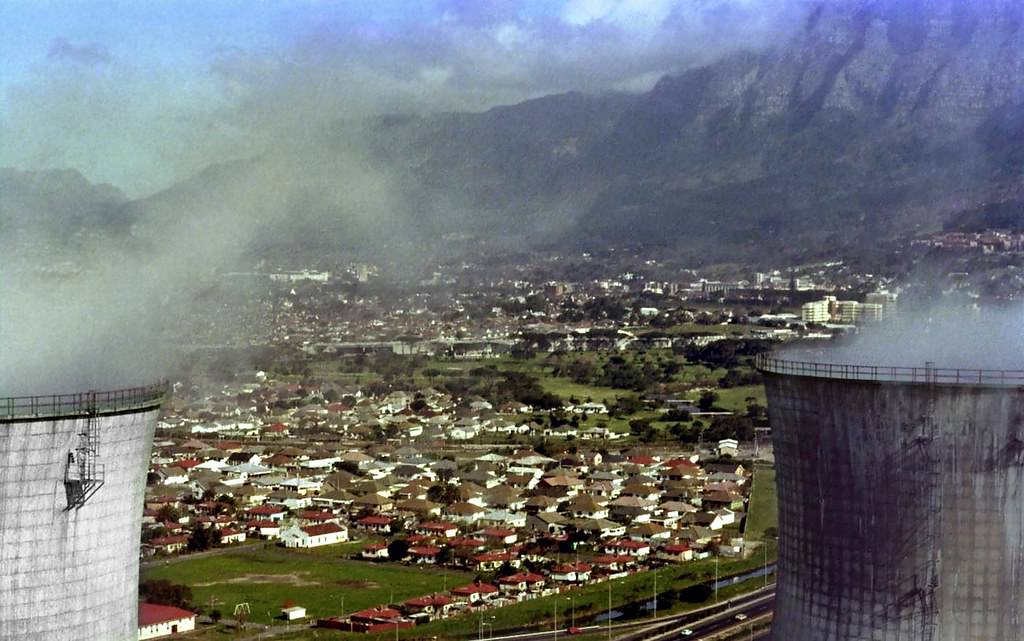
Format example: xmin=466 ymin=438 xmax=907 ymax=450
xmin=484 ymin=588 xmax=775 ymax=641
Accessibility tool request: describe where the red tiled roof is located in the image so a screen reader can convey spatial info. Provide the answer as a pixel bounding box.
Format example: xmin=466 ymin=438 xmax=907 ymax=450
xmin=628 ymin=455 xmax=657 ymax=465
xmin=552 ymin=562 xmax=592 ymax=573
xmin=450 ymin=537 xmax=486 ymax=548
xmin=607 ymin=539 xmax=650 ymax=549
xmin=150 ymin=535 xmax=188 ymax=546
xmin=358 ymin=516 xmax=392 ymax=526
xmin=298 ymin=510 xmax=336 ymax=521
xmin=417 ymin=521 xmax=457 ymax=531
xmin=405 ymin=594 xmax=453 ymax=607
xmin=247 ymin=519 xmax=279 ymax=529
xmin=662 ymin=544 xmax=691 ymax=553
xmin=409 ymin=546 xmax=443 ymax=556
xmin=139 ymin=603 xmax=195 ymax=626
xmin=247 ymin=505 xmax=285 ymax=515
xmin=451 ymin=583 xmax=498 ymax=595
xmin=498 ymin=572 xmax=544 ymax=584
xmin=472 ymin=552 xmax=512 ymax=562
xmin=352 ymin=607 xmax=401 ymax=620
xmin=302 ymin=523 xmax=345 ymax=536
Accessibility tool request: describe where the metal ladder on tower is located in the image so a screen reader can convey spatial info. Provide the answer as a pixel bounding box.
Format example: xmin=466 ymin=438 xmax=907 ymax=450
xmin=64 ymin=392 xmax=105 ymax=510
xmin=886 ymin=412 xmax=942 ymax=640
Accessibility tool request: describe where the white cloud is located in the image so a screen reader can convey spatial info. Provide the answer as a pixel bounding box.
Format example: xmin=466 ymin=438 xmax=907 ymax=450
xmin=0 ymin=1 xmax=813 ymax=195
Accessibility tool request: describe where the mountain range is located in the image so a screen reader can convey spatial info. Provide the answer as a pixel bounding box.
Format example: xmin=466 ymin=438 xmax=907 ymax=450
xmin=5 ymin=0 xmax=1024 ymax=266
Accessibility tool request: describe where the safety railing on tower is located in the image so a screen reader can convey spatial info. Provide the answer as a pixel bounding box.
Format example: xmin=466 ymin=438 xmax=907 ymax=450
xmin=0 ymin=382 xmax=167 ymax=421
xmin=755 ymin=354 xmax=1024 ymax=386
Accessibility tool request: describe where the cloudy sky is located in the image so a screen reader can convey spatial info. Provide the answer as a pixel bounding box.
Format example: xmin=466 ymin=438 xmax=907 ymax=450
xmin=0 ymin=0 xmax=807 ymax=196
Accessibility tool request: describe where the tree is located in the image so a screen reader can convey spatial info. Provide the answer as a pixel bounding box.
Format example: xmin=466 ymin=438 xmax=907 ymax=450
xmin=387 ymin=539 xmax=410 ymax=562
xmin=427 ymin=484 xmax=459 ymax=504
xmin=697 ymin=391 xmax=719 ymax=412
xmin=629 ymin=418 xmax=657 ymax=443
xmin=139 ymin=580 xmax=193 ymax=608
xmin=210 ymin=610 xmax=223 ymax=624
xmin=188 ymin=525 xmax=221 ymax=552
xmin=156 ymin=504 xmax=182 ymax=524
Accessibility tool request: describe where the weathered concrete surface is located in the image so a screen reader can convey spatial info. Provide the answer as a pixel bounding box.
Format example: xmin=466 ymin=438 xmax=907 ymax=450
xmin=765 ymin=371 xmax=1024 ymax=641
xmin=0 ymin=408 xmax=160 ymax=641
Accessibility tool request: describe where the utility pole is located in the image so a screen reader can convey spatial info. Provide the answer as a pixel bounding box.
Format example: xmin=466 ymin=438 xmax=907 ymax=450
xmin=653 ymin=565 xmax=658 ymax=619
xmin=607 ymin=580 xmax=612 ymax=641
xmin=714 ymin=556 xmax=720 ymax=603
xmin=554 ymin=599 xmax=558 ymax=641
xmin=764 ymin=543 xmax=769 ymax=588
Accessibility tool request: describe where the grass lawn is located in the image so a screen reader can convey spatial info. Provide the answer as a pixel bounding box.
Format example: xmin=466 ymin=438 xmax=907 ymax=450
xmin=142 ymin=547 xmax=472 ymax=625
xmin=258 ymin=555 xmax=773 ymax=641
xmin=535 ymin=377 xmax=628 ymax=406
xmin=697 ymin=385 xmax=766 ymax=413
xmin=744 ymin=464 xmax=778 ymax=542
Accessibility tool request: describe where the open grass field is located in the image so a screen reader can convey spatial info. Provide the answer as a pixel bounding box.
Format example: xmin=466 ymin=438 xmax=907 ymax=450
xmin=152 ymin=549 xmax=775 ymax=640
xmin=249 ymin=556 xmax=775 ymax=641
xmin=744 ymin=464 xmax=778 ymax=542
xmin=535 ymin=377 xmax=628 ymax=405
xmin=142 ymin=546 xmax=472 ymax=625
xmin=703 ymin=386 xmax=766 ymax=413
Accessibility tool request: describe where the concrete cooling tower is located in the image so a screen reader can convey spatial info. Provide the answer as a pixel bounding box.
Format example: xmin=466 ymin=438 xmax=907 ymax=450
xmin=0 ymin=384 xmax=165 ymax=641
xmin=758 ymin=354 xmax=1024 ymax=641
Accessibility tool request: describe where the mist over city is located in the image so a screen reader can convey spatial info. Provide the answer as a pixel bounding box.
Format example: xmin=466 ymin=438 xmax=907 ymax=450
xmin=2 ymin=1 xmax=1024 ymax=640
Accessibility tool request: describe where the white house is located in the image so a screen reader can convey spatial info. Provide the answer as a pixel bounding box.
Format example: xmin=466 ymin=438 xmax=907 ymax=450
xmin=281 ymin=606 xmax=307 ymax=621
xmin=280 ymin=523 xmax=348 ymax=548
xmin=138 ymin=603 xmax=196 ymax=640
xmin=717 ymin=439 xmax=739 ymax=457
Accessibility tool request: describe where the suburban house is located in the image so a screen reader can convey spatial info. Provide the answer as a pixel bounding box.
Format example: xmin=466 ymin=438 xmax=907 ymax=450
xmin=415 ymin=521 xmax=460 ymax=538
xmin=356 ymin=515 xmax=393 ymax=534
xmin=147 ymin=536 xmax=188 ymax=555
xmin=138 ymin=603 xmax=196 ymax=640
xmin=450 ymin=582 xmax=499 ymax=604
xmin=280 ymin=522 xmax=349 ymax=548
xmin=656 ymin=543 xmax=694 ymax=563
xmin=497 ymin=572 xmax=546 ymax=595
xmin=361 ymin=543 xmax=389 ymax=560
xmin=549 ymin=562 xmax=593 ymax=583
xmin=402 ymin=594 xmax=455 ymax=619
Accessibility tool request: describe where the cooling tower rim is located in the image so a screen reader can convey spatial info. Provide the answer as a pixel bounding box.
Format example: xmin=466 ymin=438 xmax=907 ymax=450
xmin=0 ymin=381 xmax=168 ymax=422
xmin=756 ymin=353 xmax=1024 ymax=387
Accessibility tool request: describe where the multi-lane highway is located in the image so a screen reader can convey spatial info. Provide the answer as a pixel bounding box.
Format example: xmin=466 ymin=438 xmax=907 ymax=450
xmin=484 ymin=587 xmax=775 ymax=641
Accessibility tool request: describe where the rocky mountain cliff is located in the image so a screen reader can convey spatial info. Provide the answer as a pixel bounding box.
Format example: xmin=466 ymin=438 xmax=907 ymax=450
xmin=360 ymin=0 xmax=1024 ymax=260
xmin=7 ymin=0 xmax=1024 ymax=265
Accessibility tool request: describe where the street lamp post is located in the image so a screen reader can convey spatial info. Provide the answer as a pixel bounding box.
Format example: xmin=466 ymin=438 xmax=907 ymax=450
xmin=569 ymin=596 xmax=575 ymax=629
